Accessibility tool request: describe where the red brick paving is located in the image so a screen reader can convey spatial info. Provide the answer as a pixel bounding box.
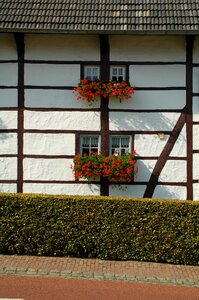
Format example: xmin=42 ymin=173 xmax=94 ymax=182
xmin=0 ymin=255 xmax=198 ymax=287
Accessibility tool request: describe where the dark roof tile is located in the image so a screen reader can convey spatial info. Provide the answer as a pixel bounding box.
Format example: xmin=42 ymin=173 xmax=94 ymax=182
xmin=0 ymin=0 xmax=198 ymax=33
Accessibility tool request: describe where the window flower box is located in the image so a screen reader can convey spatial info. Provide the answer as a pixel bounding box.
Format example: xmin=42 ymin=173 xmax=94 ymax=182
xmin=71 ymin=151 xmax=138 ymax=183
xmin=73 ymin=79 xmax=134 ymax=105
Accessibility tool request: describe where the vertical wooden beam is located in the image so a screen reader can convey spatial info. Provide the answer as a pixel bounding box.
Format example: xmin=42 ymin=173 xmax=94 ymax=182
xmin=186 ymin=35 xmax=195 ymax=200
xmin=15 ymin=33 xmax=25 ymax=193
xmin=99 ymin=34 xmax=110 ymax=196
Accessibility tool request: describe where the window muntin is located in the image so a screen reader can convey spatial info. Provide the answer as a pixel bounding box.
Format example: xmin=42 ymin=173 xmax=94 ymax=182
xmin=84 ymin=66 xmax=100 ymax=81
xmin=110 ymin=136 xmax=131 ymax=155
xmin=110 ymin=66 xmax=126 ymax=82
xmin=80 ymin=135 xmax=100 ymax=155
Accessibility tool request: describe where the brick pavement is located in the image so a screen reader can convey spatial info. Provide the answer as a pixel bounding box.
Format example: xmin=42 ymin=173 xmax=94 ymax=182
xmin=0 ymin=255 xmax=198 ymax=287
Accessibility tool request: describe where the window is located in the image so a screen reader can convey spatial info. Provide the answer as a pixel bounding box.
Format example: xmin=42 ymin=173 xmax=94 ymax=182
xmin=110 ymin=135 xmax=131 ymax=155
xmin=84 ymin=66 xmax=100 ymax=81
xmin=110 ymin=66 xmax=126 ymax=81
xmin=80 ymin=135 xmax=100 ymax=155
xmin=80 ymin=135 xmax=131 ymax=156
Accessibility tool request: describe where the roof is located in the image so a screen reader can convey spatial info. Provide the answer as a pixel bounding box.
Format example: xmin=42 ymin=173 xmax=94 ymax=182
xmin=0 ymin=0 xmax=199 ymax=35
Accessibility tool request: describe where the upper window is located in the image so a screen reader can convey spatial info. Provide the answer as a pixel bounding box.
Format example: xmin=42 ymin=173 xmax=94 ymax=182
xmin=110 ymin=66 xmax=126 ymax=82
xmin=110 ymin=135 xmax=131 ymax=155
xmin=80 ymin=135 xmax=100 ymax=155
xmin=84 ymin=66 xmax=100 ymax=81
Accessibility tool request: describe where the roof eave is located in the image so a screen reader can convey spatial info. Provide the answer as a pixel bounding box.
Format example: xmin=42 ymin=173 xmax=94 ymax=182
xmin=0 ymin=27 xmax=199 ymax=35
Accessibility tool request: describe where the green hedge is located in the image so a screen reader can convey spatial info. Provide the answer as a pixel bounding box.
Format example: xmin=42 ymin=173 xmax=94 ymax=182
xmin=0 ymin=193 xmax=198 ymax=265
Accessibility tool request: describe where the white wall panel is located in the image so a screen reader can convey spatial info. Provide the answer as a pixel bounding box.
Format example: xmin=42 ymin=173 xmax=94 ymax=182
xmin=110 ymin=36 xmax=185 ymax=62
xmin=0 ymin=158 xmax=17 ymax=180
xmin=129 ymin=65 xmax=186 ymax=87
xmin=109 ymin=90 xmax=186 ymax=110
xmin=0 ymin=63 xmax=18 ymax=86
xmin=0 ymin=111 xmax=18 ymax=129
xmin=193 ymin=183 xmax=199 ymax=200
xmin=24 ymin=133 xmax=75 ymax=155
xmin=24 ymin=111 xmax=100 ymax=130
xmin=193 ymin=37 xmax=199 ymax=64
xmin=134 ymin=134 xmax=169 ymax=157
xmin=159 ymin=160 xmax=187 ymax=182
xmin=23 ymin=158 xmax=74 ymax=181
xmin=23 ymin=183 xmax=100 ymax=195
xmin=0 ymin=183 xmax=17 ymax=193
xmin=25 ymin=64 xmax=80 ymax=86
xmin=25 ymin=34 xmax=100 ymax=61
xmin=0 ymin=133 xmax=17 ymax=154
xmin=109 ymin=185 xmax=147 ymax=198
xmin=0 ymin=34 xmax=17 ymax=60
xmin=153 ymin=185 xmax=186 ymax=200
xmin=134 ymin=160 xmax=156 ymax=182
xmin=170 ymin=125 xmax=186 ymax=157
xmin=193 ymin=97 xmax=199 ymax=122
xmin=193 ymin=125 xmax=199 ymax=150
xmin=109 ymin=112 xmax=180 ymax=131
xmin=25 ymin=89 xmax=100 ymax=109
xmin=193 ymin=68 xmax=199 ymax=93
xmin=193 ymin=154 xmax=199 ymax=180
xmin=0 ymin=89 xmax=17 ymax=107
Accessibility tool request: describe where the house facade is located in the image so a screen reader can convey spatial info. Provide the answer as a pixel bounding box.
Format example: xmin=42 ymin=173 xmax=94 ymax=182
xmin=0 ymin=1 xmax=199 ymax=200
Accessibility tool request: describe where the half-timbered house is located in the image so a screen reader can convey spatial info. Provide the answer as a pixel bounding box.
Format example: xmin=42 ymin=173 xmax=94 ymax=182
xmin=0 ymin=0 xmax=198 ymax=200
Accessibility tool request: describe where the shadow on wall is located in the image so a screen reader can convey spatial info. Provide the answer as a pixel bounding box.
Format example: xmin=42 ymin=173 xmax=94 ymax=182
xmin=110 ymin=111 xmax=181 ymax=131
xmin=0 ymin=118 xmax=9 ymax=141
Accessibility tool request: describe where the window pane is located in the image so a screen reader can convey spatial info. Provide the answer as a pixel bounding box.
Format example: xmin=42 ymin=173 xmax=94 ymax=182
xmin=118 ymin=68 xmax=123 ymax=76
xmin=121 ymin=137 xmax=130 ymax=147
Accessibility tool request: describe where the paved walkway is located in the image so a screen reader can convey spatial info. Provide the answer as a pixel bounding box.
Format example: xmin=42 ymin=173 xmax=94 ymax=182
xmin=0 ymin=255 xmax=198 ymax=288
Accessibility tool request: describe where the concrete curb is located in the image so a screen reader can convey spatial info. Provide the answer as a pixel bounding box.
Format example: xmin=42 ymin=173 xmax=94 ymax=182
xmin=0 ymin=267 xmax=199 ymax=287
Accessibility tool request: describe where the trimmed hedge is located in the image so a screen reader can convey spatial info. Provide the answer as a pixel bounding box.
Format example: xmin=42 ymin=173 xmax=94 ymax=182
xmin=0 ymin=193 xmax=198 ymax=265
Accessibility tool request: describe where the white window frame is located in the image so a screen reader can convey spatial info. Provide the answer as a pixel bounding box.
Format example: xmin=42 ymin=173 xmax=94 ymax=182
xmin=110 ymin=66 xmax=126 ymax=81
xmin=110 ymin=135 xmax=131 ymax=155
xmin=84 ymin=66 xmax=100 ymax=81
xmin=80 ymin=135 xmax=100 ymax=155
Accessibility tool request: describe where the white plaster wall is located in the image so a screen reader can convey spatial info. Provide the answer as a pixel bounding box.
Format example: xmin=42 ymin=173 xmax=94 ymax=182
xmin=193 ymin=97 xmax=199 ymax=122
xmin=23 ymin=183 xmax=100 ymax=195
xmin=24 ymin=133 xmax=75 ymax=155
xmin=134 ymin=160 xmax=156 ymax=182
xmin=193 ymin=183 xmax=199 ymax=200
xmin=109 ymin=90 xmax=186 ymax=110
xmin=0 ymin=34 xmax=17 ymax=60
xmin=158 ymin=160 xmax=187 ymax=182
xmin=153 ymin=185 xmax=187 ymax=200
xmin=0 ymin=111 xmax=18 ymax=129
xmin=193 ymin=36 xmax=199 ymax=64
xmin=193 ymin=154 xmax=199 ymax=180
xmin=0 ymin=158 xmax=17 ymax=180
xmin=0 ymin=183 xmax=17 ymax=193
xmin=25 ymin=64 xmax=80 ymax=86
xmin=23 ymin=158 xmax=74 ymax=181
xmin=0 ymin=133 xmax=17 ymax=154
xmin=109 ymin=112 xmax=180 ymax=131
xmin=109 ymin=185 xmax=147 ymax=198
xmin=170 ymin=125 xmax=186 ymax=157
xmin=129 ymin=65 xmax=185 ymax=87
xmin=193 ymin=67 xmax=199 ymax=93
xmin=110 ymin=36 xmax=185 ymax=62
xmin=0 ymin=89 xmax=17 ymax=107
xmin=193 ymin=125 xmax=199 ymax=150
xmin=24 ymin=111 xmax=100 ymax=131
xmin=135 ymin=134 xmax=169 ymax=157
xmin=25 ymin=34 xmax=100 ymax=61
xmin=25 ymin=89 xmax=100 ymax=109
xmin=0 ymin=63 xmax=18 ymax=86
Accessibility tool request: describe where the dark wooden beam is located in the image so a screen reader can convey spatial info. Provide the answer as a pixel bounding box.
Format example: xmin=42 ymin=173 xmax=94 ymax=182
xmin=15 ymin=33 xmax=25 ymax=193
